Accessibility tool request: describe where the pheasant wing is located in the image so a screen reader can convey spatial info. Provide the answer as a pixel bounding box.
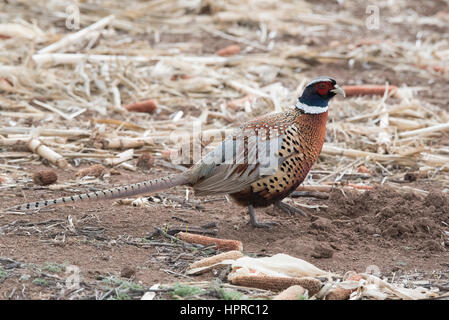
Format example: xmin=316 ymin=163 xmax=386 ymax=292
xmin=191 ymin=112 xmax=298 ymax=196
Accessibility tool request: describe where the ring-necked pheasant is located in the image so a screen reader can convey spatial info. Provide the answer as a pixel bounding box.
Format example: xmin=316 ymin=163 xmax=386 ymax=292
xmin=7 ymin=77 xmax=345 ymax=227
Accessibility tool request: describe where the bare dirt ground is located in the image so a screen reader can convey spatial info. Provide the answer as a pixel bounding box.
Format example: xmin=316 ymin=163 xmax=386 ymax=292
xmin=1 ymin=0 xmax=449 ymax=299
xmin=1 ymin=168 xmax=448 ymax=299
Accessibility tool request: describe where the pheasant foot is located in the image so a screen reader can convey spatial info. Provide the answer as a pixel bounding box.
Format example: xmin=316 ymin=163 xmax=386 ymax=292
xmin=248 ymin=205 xmax=279 ymax=228
xmin=274 ymin=200 xmax=307 ymax=217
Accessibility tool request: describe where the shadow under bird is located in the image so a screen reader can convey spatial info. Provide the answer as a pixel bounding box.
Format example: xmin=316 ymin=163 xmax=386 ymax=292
xmin=7 ymin=77 xmax=345 ymax=228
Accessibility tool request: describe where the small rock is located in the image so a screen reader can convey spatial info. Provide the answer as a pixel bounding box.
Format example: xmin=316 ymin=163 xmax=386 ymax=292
xmin=403 ymin=172 xmax=417 ymax=182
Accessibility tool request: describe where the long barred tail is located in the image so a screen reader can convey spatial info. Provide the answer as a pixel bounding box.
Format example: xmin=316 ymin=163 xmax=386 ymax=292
xmin=6 ymin=174 xmax=189 ymax=212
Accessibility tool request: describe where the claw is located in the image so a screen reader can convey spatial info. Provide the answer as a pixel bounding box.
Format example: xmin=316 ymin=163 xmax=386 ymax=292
xmin=274 ymin=200 xmax=307 ymax=217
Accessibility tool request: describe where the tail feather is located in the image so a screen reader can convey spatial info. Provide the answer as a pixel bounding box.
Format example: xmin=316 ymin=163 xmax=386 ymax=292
xmin=6 ymin=174 xmax=189 ymax=212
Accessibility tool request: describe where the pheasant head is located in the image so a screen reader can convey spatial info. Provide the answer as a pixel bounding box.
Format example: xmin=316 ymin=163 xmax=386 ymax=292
xmin=296 ymin=77 xmax=345 ymax=114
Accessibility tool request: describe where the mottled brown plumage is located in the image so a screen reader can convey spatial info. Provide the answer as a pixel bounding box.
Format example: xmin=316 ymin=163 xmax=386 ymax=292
xmin=229 ymin=110 xmax=328 ymax=208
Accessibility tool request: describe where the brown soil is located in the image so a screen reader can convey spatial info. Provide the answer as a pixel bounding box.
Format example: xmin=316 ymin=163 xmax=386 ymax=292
xmin=0 ymin=164 xmax=448 ymax=299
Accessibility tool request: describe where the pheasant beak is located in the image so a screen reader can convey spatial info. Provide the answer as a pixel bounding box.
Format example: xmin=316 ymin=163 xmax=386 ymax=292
xmin=331 ymin=84 xmax=346 ymax=97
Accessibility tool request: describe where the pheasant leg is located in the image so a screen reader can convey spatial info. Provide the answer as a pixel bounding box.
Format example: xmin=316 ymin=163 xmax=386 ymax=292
xmin=248 ymin=205 xmax=279 ymax=228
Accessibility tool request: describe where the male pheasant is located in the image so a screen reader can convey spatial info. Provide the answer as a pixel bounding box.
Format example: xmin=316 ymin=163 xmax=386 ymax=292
xmin=7 ymin=77 xmax=345 ymax=228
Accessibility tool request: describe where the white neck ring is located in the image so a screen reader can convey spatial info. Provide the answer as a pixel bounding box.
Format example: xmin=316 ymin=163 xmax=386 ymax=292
xmin=295 ymin=101 xmax=328 ymax=114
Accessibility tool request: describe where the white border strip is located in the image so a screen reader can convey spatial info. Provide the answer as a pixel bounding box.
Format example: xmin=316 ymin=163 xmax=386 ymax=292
xmin=295 ymin=101 xmax=328 ymax=114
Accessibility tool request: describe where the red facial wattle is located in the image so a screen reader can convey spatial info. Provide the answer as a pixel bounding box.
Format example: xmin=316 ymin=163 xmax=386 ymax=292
xmin=315 ymin=82 xmax=333 ymax=96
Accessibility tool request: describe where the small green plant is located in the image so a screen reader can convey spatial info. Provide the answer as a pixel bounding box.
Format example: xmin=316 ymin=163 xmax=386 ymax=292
xmin=121 ymin=281 xmax=144 ymax=291
xmin=298 ymin=294 xmax=308 ymax=300
xmin=101 ymin=276 xmax=144 ymax=291
xmin=20 ymin=274 xmax=31 ymax=281
xmin=0 ymin=268 xmax=8 ymax=279
xmin=171 ymin=283 xmax=205 ymax=298
xmin=202 ymin=249 xmax=216 ymax=255
xmin=218 ymin=288 xmax=244 ymax=300
xmin=110 ymin=292 xmax=132 ymax=300
xmin=32 ymin=278 xmax=48 ymax=287
xmin=100 ymin=275 xmax=145 ymax=300
xmin=136 ymin=265 xmax=148 ymax=271
xmin=42 ymin=262 xmax=66 ymax=273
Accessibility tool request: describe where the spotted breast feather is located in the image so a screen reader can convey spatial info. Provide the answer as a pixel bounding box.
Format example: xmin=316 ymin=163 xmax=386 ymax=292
xmin=228 ymin=110 xmax=328 ymax=207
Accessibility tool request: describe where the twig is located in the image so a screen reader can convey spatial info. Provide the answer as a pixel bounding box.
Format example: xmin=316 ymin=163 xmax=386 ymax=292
xmin=32 ymin=53 xmax=150 ymax=66
xmin=289 ymin=191 xmax=329 ymax=199
xmin=322 ymin=144 xmax=414 ymax=165
xmin=146 ymin=225 xmax=217 ymax=239
xmin=399 ymin=123 xmax=449 ymax=138
xmin=0 ymin=257 xmax=23 ymax=269
xmin=38 ymin=15 xmax=115 ymax=54
xmin=203 ymin=27 xmax=268 ymax=51
xmin=162 ymin=269 xmax=194 ymax=280
xmin=153 ymin=227 xmax=203 ymax=250
xmin=27 ymin=138 xmax=69 ymax=168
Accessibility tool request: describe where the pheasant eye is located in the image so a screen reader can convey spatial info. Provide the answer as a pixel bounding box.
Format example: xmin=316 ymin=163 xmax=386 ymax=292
xmin=315 ymin=82 xmax=332 ymax=96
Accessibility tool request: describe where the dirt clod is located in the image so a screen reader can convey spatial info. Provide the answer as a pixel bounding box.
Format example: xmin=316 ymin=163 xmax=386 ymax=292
xmin=32 ymin=170 xmax=58 ymax=186
xmin=311 ymin=244 xmax=334 ymax=259
xmin=136 ymin=153 xmax=155 ymax=170
xmin=120 ymin=266 xmax=136 ymax=279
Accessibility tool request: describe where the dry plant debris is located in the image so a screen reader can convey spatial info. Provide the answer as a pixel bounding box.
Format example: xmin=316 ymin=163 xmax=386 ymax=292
xmin=0 ymin=1 xmax=448 ymax=196
xmin=181 ymin=252 xmax=441 ymax=300
xmin=177 ymin=232 xmax=243 ymax=252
